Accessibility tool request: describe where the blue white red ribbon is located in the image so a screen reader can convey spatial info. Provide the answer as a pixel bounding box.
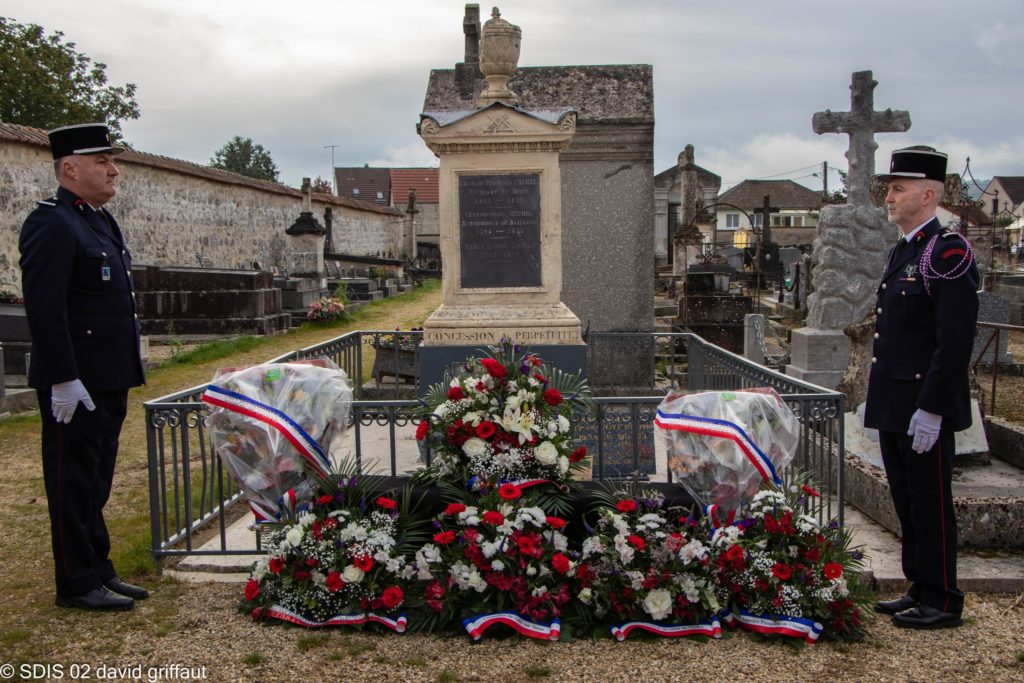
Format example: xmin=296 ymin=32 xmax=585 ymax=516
xmin=462 ymin=612 xmax=561 ymax=641
xmin=704 ymin=504 xmax=736 ymax=529
xmin=654 ymin=409 xmax=782 ymax=486
xmin=610 ymin=617 xmax=722 ymax=641
xmin=722 ymin=608 xmax=823 ymax=644
xmin=257 ymin=605 xmax=407 ymax=632
xmin=503 ymin=478 xmax=570 ymax=493
xmin=202 ymin=384 xmax=331 ymax=478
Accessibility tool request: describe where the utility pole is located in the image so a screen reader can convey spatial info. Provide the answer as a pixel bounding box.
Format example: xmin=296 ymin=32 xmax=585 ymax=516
xmin=324 ymin=144 xmax=339 ymax=195
xmin=822 ymin=161 xmax=829 ymax=198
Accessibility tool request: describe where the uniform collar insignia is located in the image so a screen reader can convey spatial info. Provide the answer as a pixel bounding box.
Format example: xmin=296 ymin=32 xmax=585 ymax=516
xmin=904 ymin=264 xmax=918 ymax=277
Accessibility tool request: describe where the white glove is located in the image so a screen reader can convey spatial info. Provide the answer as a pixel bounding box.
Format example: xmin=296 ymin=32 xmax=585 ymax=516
xmin=51 ymin=379 xmax=95 ymax=424
xmin=907 ymin=409 xmax=942 ymax=454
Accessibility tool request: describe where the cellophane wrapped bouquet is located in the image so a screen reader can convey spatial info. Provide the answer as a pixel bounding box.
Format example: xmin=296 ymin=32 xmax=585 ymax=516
xmin=202 ymin=359 xmax=353 ymax=521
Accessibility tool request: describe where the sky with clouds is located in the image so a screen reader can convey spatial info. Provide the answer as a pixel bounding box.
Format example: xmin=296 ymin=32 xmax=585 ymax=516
xmin=6 ymin=0 xmax=1024 ymax=191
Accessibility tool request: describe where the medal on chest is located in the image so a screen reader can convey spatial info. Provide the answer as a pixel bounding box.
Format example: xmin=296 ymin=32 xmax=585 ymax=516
xmin=899 ymin=263 xmax=918 ymax=282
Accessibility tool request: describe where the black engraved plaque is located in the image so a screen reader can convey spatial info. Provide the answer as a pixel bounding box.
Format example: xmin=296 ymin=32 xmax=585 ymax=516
xmin=458 ymin=173 xmax=542 ymax=288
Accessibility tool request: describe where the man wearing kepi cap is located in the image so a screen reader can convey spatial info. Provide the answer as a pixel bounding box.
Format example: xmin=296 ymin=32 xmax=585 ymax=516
xmin=864 ymin=146 xmax=979 ymax=629
xmin=19 ymin=123 xmax=148 ymax=611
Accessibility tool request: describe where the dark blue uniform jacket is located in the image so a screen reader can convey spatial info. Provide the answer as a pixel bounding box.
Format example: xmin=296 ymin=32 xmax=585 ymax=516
xmin=864 ymin=217 xmax=979 ymax=433
xmin=19 ymin=187 xmax=145 ymax=392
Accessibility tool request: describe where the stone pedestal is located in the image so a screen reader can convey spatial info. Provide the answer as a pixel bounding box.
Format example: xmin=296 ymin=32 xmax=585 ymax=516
xmin=418 ymin=102 xmax=583 ymax=351
xmin=785 ymin=327 xmax=850 ymax=389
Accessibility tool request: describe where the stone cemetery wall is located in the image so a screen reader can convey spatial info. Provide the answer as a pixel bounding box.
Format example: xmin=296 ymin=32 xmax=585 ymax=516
xmin=0 ymin=128 xmax=403 ymax=296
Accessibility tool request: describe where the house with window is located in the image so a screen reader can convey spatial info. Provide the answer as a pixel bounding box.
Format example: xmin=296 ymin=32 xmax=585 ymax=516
xmin=715 ymin=179 xmax=822 ymax=248
xmin=978 ymin=176 xmax=1024 ymax=222
xmin=334 ymin=165 xmax=391 ymax=205
xmin=390 ymin=168 xmax=440 ymax=249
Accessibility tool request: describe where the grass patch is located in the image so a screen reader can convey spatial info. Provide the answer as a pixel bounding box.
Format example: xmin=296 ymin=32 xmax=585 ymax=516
xmin=242 ymin=652 xmax=267 ymax=665
xmin=1 ymin=628 xmax=31 ymax=646
xmin=372 ymin=655 xmax=389 ymax=664
xmin=344 ymin=641 xmax=376 ymax=657
xmin=162 ymin=335 xmax=267 ymax=367
xmin=436 ymin=671 xmax=459 ymax=683
xmin=1016 ymin=650 xmax=1024 ymax=663
xmin=296 ymin=633 xmax=331 ymax=652
xmin=402 ymin=656 xmax=428 ymax=667
xmin=524 ymin=664 xmax=553 ymax=678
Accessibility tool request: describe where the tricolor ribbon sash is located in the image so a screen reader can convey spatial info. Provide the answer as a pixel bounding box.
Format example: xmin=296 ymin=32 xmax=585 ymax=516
xmin=257 ymin=605 xmax=407 ymax=632
xmin=202 ymin=384 xmax=331 ymax=478
xmin=502 ymin=478 xmax=570 ymax=493
xmin=610 ymin=617 xmax=722 ymax=641
xmin=723 ymin=608 xmax=823 ymax=644
xmin=462 ymin=612 xmax=561 ymax=641
xmin=654 ymin=409 xmax=782 ymax=486
xmin=704 ymin=504 xmax=736 ymax=529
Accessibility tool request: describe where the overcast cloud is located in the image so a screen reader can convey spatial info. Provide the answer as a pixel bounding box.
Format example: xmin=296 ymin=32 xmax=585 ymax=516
xmin=5 ymin=0 xmax=1023 ymax=190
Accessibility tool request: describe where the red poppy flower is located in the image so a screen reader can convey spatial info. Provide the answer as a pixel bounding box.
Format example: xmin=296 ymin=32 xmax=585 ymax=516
xmin=616 ymin=499 xmax=638 ymax=513
xmin=353 ymin=555 xmax=374 ymax=571
xmin=244 ymin=579 xmax=260 ymax=601
xmin=772 ymin=563 xmax=793 ymax=581
xmin=475 ymin=421 xmax=497 ymax=439
xmin=447 ymin=386 xmax=464 ymax=401
xmin=433 ymin=530 xmax=456 ymax=545
xmin=569 ymin=446 xmax=587 ymax=463
xmin=498 ymin=483 xmax=522 ymax=501
xmin=482 ymin=510 xmax=504 ymax=526
xmin=444 ymin=502 xmax=466 ymax=516
xmin=543 ymin=388 xmax=563 ymax=406
xmin=375 ymin=496 xmax=397 ymax=510
xmin=627 ymin=534 xmax=645 ymax=551
xmin=326 ymin=571 xmax=344 ymax=592
xmin=415 ymin=421 xmax=430 ymax=441
xmin=381 ymin=585 xmax=404 ymax=609
xmin=823 ymin=562 xmax=844 ymax=580
xmin=268 ymin=557 xmax=285 ymax=574
xmin=545 ymin=516 xmax=566 ymax=529
xmin=551 ymin=552 xmax=571 ymax=574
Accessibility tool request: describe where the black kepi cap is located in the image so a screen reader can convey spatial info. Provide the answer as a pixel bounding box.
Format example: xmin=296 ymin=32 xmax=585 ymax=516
xmin=875 ymin=146 xmax=947 ymax=182
xmin=47 ymin=123 xmax=123 ymax=159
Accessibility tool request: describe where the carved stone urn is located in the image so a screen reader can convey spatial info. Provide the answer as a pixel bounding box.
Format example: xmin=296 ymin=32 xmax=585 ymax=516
xmin=476 ymin=7 xmax=521 ymax=107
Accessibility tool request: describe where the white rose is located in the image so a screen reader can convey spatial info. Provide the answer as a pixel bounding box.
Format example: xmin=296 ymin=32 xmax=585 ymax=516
xmin=526 ymin=565 xmax=537 ymax=576
xmin=285 ymin=526 xmax=304 ymax=547
xmin=557 ymin=415 xmax=571 ymax=433
xmin=643 ymin=588 xmax=673 ymax=621
xmin=535 ymin=440 xmax=558 ymax=465
xmin=342 ymin=565 xmax=365 ymax=584
xmin=577 ymin=587 xmax=593 ymax=604
xmin=462 ymin=437 xmax=488 ymax=458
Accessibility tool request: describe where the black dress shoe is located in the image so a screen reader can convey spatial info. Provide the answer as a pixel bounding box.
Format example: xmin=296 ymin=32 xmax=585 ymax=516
xmin=892 ymin=604 xmax=962 ymax=629
xmin=55 ymin=586 xmax=134 ymax=611
xmin=874 ymin=594 xmax=917 ymax=615
xmin=105 ymin=577 xmax=149 ymax=600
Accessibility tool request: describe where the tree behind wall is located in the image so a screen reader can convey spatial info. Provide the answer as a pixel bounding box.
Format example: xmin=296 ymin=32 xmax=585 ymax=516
xmin=210 ymin=136 xmax=280 ymax=182
xmin=0 ymin=17 xmax=140 ymax=140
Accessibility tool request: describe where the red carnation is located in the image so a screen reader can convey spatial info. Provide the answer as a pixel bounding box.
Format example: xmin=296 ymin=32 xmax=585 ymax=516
xmin=353 ymin=555 xmax=375 ymax=571
xmin=326 ymin=571 xmax=344 ymax=592
xmin=318 ymin=494 xmax=334 ymax=505
xmin=551 ymin=552 xmax=571 ymax=575
xmin=475 ymin=421 xmax=497 ymax=439
xmin=482 ymin=510 xmax=505 ymax=526
xmin=480 ymin=358 xmax=508 ymax=379
xmin=447 ymin=386 xmax=465 ymax=401
xmin=616 ymin=499 xmax=638 ymax=513
xmin=244 ymin=579 xmax=260 ymax=601
xmin=268 ymin=557 xmax=285 ymax=574
xmin=627 ymin=534 xmax=645 ymax=551
xmin=381 ymin=585 xmax=404 ymax=609
xmin=772 ymin=563 xmax=793 ymax=581
xmin=444 ymin=502 xmax=467 ymax=516
xmin=425 ymin=580 xmax=445 ymax=611
xmin=498 ymin=483 xmax=522 ymax=501
xmin=569 ymin=446 xmax=587 ymax=463
xmin=375 ymin=496 xmax=397 ymax=510
xmin=543 ymin=388 xmax=563 ymax=406
xmin=434 ymin=530 xmax=456 ymax=545
xmin=529 ymin=355 xmax=541 ymax=366
xmin=415 ymin=421 xmax=430 ymax=441
xmin=545 ymin=516 xmax=566 ymax=530
xmin=516 ymin=533 xmax=541 ymax=558
xmin=823 ymin=562 xmax=844 ymax=580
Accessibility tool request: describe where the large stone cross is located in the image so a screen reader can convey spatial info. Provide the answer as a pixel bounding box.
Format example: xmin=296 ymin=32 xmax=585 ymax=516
xmin=812 ymin=70 xmax=910 ymax=206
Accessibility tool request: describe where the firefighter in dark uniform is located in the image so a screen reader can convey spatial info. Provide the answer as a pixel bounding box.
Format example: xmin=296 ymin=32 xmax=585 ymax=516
xmin=865 ymin=146 xmax=979 ymax=629
xmin=20 ymin=124 xmax=149 ymax=611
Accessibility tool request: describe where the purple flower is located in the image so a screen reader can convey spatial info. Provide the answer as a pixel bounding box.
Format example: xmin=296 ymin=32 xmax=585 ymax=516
xmin=851 ymin=549 xmax=864 ymax=561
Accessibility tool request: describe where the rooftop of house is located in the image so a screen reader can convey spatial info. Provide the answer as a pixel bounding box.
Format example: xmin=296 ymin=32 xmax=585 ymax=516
xmin=1 ymin=123 xmax=400 ymax=215
xmin=390 ymin=168 xmax=439 ymax=204
xmin=991 ymin=176 xmax=1024 ymax=206
xmin=334 ymin=166 xmax=392 ymax=205
xmin=717 ymin=179 xmax=823 ymax=211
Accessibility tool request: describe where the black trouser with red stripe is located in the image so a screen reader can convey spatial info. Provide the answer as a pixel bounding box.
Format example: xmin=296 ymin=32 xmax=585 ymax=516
xmin=878 ymin=429 xmax=964 ymax=614
xmin=38 ymin=388 xmax=128 ymax=598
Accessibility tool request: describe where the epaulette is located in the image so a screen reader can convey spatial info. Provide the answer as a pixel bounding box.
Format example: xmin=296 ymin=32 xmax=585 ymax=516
xmin=36 ymin=197 xmax=57 ymax=207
